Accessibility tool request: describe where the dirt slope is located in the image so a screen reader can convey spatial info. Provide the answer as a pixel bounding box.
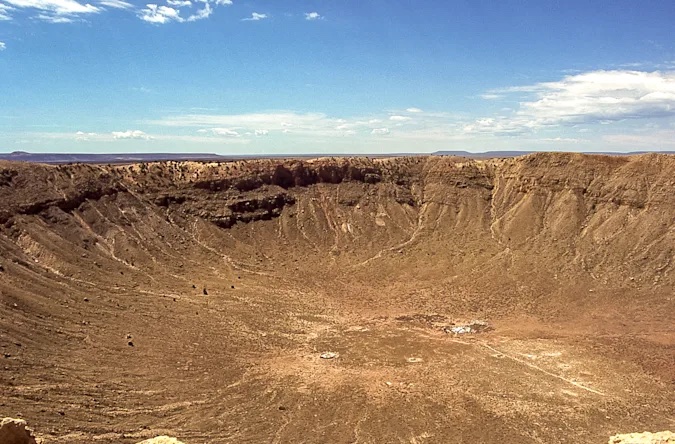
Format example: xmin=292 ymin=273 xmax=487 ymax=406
xmin=0 ymin=153 xmax=673 ymax=443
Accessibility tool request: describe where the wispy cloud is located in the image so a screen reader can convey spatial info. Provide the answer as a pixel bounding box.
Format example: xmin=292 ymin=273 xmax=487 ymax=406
xmin=147 ymin=110 xmax=468 ymax=141
xmin=467 ymin=70 xmax=675 ymax=135
xmin=603 ymin=130 xmax=675 ymax=148
xmin=166 ymin=0 xmax=190 ymax=6
xmin=304 ymin=11 xmax=321 ymax=20
xmin=540 ymin=137 xmax=585 ymax=143
xmin=389 ymin=115 xmax=411 ymax=122
xmin=99 ymin=0 xmax=132 ymax=8
xmin=150 ymin=112 xmax=335 ymax=132
xmin=36 ymin=13 xmax=78 ymax=22
xmin=186 ymin=2 xmax=210 ymax=21
xmin=242 ymin=11 xmax=266 ymax=21
xmin=4 ymin=0 xmax=101 ymax=19
xmin=0 ymin=3 xmax=14 ymax=19
xmin=479 ymin=93 xmax=503 ymax=100
xmin=150 ymin=111 xmax=389 ymax=138
xmin=406 ymin=107 xmax=423 ymax=113
xmin=0 ymin=42 xmax=5 ymax=50
xmin=131 ymin=86 xmax=153 ymax=93
xmin=36 ymin=130 xmax=251 ymax=145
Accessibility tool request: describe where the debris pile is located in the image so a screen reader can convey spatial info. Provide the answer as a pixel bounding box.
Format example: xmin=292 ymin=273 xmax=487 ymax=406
xmin=443 ymin=320 xmax=491 ymax=335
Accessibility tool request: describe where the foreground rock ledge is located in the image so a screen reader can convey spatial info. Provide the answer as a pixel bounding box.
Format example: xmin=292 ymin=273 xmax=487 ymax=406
xmin=0 ymin=418 xmax=38 ymax=444
xmin=609 ymin=431 xmax=675 ymax=444
xmin=136 ymin=437 xmax=186 ymax=444
xmin=0 ymin=419 xmax=186 ymax=444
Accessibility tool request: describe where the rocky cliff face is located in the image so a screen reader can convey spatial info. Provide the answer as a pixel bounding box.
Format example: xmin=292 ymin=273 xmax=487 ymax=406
xmin=1 ymin=153 xmax=673 ymax=290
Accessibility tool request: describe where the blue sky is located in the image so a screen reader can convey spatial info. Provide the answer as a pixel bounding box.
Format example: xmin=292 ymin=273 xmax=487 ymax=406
xmin=1 ymin=0 xmax=675 ymax=154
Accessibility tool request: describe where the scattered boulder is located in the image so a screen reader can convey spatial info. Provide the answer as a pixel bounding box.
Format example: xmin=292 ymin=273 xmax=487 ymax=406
xmin=136 ymin=436 xmax=186 ymax=444
xmin=0 ymin=417 xmax=39 ymax=444
xmin=609 ymin=431 xmax=675 ymax=444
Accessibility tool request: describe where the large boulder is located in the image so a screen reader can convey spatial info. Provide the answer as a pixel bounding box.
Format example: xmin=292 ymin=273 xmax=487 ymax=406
xmin=136 ymin=437 xmax=186 ymax=444
xmin=609 ymin=431 xmax=675 ymax=444
xmin=0 ymin=418 xmax=39 ymax=444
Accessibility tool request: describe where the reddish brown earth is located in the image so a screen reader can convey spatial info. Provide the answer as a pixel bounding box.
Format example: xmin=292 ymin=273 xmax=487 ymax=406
xmin=0 ymin=153 xmax=673 ymax=443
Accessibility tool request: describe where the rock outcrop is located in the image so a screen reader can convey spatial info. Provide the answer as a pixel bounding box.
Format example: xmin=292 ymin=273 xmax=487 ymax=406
xmin=609 ymin=431 xmax=675 ymax=443
xmin=0 ymin=418 xmax=39 ymax=444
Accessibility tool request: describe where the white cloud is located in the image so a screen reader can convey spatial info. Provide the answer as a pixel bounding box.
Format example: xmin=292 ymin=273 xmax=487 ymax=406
xmin=254 ymin=129 xmax=269 ymax=136
xmin=389 ymin=115 xmax=411 ymax=122
xmin=0 ymin=42 xmax=5 ymax=50
xmin=139 ymin=4 xmax=183 ymax=23
xmin=112 ymin=130 xmax=153 ymax=140
xmin=98 ymin=0 xmax=131 ymax=8
xmin=212 ymin=127 xmax=240 ymax=137
xmin=4 ymin=0 xmax=100 ymax=15
xmin=138 ymin=0 xmax=232 ymax=24
xmin=480 ymin=93 xmax=502 ymax=100
xmin=463 ymin=117 xmax=529 ymax=136
xmin=304 ymin=11 xmax=321 ymax=20
xmin=75 ymin=131 xmax=97 ymax=141
xmin=371 ymin=128 xmax=390 ymax=135
xmin=467 ymin=70 xmax=675 ymax=135
xmin=242 ymin=11 xmax=266 ymax=21
xmin=186 ymin=2 xmax=210 ymax=21
xmin=521 ymin=70 xmax=675 ymax=122
xmin=406 ymin=107 xmax=423 ymax=113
